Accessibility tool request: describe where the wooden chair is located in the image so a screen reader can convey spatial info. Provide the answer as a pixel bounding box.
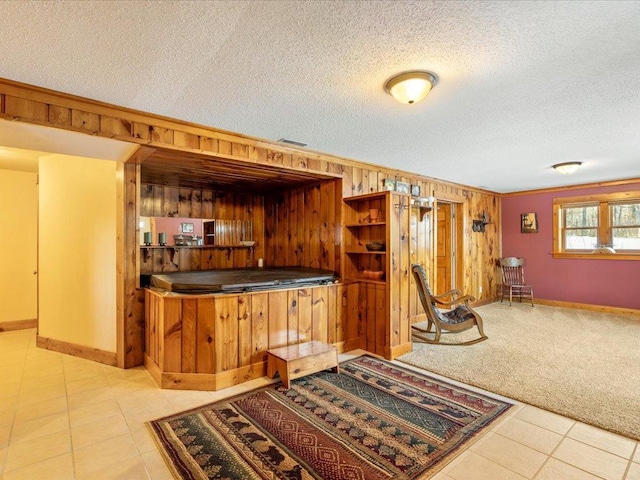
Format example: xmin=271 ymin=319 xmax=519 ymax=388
xmin=411 ymin=264 xmax=487 ymax=345
xmin=499 ymin=257 xmax=534 ymax=306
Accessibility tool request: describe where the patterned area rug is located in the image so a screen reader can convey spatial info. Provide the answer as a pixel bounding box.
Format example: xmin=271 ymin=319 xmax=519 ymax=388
xmin=148 ymin=355 xmax=512 ymax=480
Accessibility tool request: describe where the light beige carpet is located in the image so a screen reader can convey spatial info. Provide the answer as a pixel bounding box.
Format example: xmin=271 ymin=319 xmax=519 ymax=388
xmin=399 ymin=302 xmax=640 ymax=441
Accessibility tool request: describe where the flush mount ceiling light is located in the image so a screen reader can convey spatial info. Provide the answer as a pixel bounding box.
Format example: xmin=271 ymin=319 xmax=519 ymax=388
xmin=385 ymin=71 xmax=438 ymax=104
xmin=552 ymin=161 xmax=582 ymax=175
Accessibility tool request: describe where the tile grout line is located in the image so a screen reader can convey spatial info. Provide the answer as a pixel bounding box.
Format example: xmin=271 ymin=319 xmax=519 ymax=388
xmin=537 ymin=422 xmax=616 ymax=480
xmin=469 ymin=431 xmax=538 ymax=480
xmin=63 ymin=351 xmax=78 ymax=480
xmin=622 ymin=442 xmax=639 ymax=480
xmin=107 ymin=363 xmax=155 ymax=480
xmin=564 ymin=421 xmax=638 ymax=461
xmin=511 ymin=409 xmax=636 ymax=466
xmin=530 ymin=419 xmax=573 ymax=480
xmin=1 ymin=333 xmax=31 ymax=478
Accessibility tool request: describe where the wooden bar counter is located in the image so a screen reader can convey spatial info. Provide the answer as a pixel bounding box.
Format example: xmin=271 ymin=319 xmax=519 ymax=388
xmin=144 ymin=282 xmax=359 ymax=391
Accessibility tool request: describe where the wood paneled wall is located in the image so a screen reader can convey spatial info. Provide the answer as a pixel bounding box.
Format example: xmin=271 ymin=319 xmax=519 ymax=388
xmin=464 ymin=190 xmax=501 ymax=302
xmin=145 ymin=282 xmax=359 ymax=390
xmin=139 ymin=184 xmax=265 ymax=274
xmin=0 ymin=78 xmax=502 ymax=368
xmin=389 ymin=193 xmax=412 ymax=357
xmin=409 ymin=207 xmax=433 ymax=321
xmin=430 ymin=181 xmax=501 ymax=304
xmin=140 ymin=184 xmax=215 ymax=218
xmin=264 ymin=180 xmax=342 ymax=273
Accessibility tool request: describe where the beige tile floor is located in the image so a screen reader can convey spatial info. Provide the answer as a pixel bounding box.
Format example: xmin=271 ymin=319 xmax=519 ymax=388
xmin=0 ymin=328 xmax=638 ymax=480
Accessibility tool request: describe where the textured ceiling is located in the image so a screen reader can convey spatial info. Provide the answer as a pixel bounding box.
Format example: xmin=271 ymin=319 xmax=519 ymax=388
xmin=1 ymin=0 xmax=640 ymax=193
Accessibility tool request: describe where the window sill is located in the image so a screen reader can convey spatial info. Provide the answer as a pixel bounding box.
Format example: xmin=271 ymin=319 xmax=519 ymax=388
xmin=551 ymin=252 xmax=640 ymax=261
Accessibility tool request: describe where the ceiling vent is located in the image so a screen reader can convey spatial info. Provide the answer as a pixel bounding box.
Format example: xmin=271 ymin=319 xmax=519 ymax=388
xmin=277 ymin=138 xmax=307 ymax=147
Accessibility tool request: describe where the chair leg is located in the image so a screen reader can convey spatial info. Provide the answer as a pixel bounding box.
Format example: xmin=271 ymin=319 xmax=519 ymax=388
xmin=530 ymin=288 xmax=534 ymax=307
xmin=412 ymin=322 xmax=487 ymax=346
xmin=412 ymin=324 xmax=447 ymax=345
xmin=475 ymin=316 xmax=487 ymax=340
xmin=509 ymin=287 xmax=513 ymax=306
xmin=433 ymin=326 xmax=442 ymax=344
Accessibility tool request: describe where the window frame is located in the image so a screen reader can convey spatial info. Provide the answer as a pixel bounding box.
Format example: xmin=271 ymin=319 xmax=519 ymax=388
xmin=552 ymin=191 xmax=640 ymax=260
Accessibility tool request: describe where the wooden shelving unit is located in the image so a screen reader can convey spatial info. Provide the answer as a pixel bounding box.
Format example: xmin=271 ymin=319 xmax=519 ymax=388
xmin=343 ymin=192 xmax=388 ymax=284
xmin=342 ymin=191 xmax=412 ymax=359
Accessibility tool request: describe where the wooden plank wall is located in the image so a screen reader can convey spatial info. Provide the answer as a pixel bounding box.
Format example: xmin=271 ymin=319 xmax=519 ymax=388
xmin=409 ymin=207 xmax=432 ymax=322
xmin=139 ymin=184 xmax=265 ymax=274
xmin=429 ymin=181 xmax=500 ymax=303
xmin=358 ymin=283 xmax=387 ymax=355
xmin=388 ymin=194 xmax=412 ymax=357
xmin=464 ymin=190 xmax=501 ymax=302
xmin=145 ymin=283 xmax=359 ymax=389
xmin=264 ymin=180 xmax=342 ymax=274
xmin=0 ymin=78 xmax=502 ymax=368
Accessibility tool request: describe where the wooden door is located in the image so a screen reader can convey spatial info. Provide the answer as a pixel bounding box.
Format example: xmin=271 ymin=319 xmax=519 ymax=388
xmin=0 ymin=170 xmax=38 ymax=324
xmin=436 ymin=203 xmax=452 ymax=295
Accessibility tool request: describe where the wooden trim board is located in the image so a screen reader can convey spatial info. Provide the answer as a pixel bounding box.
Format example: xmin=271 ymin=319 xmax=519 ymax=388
xmin=0 ymin=319 xmax=37 ymax=332
xmin=145 ymin=354 xmax=265 ymax=391
xmin=503 ymin=177 xmax=640 ymax=197
xmin=533 ymin=298 xmax=640 ymax=317
xmin=36 ymin=335 xmax=117 ymax=366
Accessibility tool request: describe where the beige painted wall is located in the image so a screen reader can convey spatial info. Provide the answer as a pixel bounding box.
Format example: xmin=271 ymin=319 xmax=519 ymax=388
xmin=0 ymin=169 xmax=38 ymax=322
xmin=38 ymin=154 xmax=116 ymax=352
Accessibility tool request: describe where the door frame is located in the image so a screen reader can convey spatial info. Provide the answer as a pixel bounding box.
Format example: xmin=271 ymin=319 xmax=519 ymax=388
xmin=433 ymin=200 xmax=464 ymax=295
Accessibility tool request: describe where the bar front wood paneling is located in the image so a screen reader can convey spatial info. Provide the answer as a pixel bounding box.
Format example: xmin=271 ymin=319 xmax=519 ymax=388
xmin=144 ymin=282 xmax=356 ymax=391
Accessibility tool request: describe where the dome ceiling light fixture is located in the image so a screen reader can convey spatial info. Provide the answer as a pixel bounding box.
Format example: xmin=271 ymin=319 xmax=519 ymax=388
xmin=552 ymin=161 xmax=582 ymax=175
xmin=384 ymin=71 xmax=438 ymax=105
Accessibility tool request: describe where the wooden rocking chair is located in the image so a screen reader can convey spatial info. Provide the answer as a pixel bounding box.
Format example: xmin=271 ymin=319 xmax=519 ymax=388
xmin=499 ymin=257 xmax=534 ymax=306
xmin=411 ymin=264 xmax=487 ymax=345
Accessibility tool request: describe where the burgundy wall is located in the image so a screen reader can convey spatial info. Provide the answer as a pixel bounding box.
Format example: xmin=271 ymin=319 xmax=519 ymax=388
xmin=501 ymin=181 xmax=640 ymax=310
xmin=153 ymin=218 xmax=204 ymax=245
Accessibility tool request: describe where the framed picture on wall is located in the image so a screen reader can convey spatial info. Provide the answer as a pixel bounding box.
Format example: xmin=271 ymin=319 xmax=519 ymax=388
xmin=383 ymin=179 xmax=396 ymax=191
xmin=181 ymin=222 xmax=195 ymax=233
xmin=521 ymin=213 xmax=538 ymax=233
xmin=395 ymin=181 xmax=410 ymax=194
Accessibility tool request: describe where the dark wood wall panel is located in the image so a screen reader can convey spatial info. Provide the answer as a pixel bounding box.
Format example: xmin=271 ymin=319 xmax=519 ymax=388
xmin=264 ymin=180 xmax=342 ymax=274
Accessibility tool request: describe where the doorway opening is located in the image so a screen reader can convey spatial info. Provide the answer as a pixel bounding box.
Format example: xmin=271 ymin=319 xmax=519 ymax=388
xmin=434 ymin=201 xmax=463 ymax=296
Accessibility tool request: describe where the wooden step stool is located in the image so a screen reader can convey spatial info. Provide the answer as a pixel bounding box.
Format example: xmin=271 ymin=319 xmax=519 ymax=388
xmin=266 ymin=340 xmax=339 ymax=389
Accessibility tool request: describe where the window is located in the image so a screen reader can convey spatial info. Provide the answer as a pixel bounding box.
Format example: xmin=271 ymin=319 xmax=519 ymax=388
xmin=611 ymin=203 xmax=640 ymax=250
xmin=553 ymin=192 xmax=640 ymax=259
xmin=562 ymin=204 xmax=598 ymax=250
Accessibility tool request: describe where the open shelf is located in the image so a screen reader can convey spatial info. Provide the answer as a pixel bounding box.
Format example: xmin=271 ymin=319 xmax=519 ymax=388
xmin=140 ymin=244 xmax=254 ymax=263
xmin=345 ymin=221 xmax=386 ymax=228
xmin=349 ymin=278 xmax=386 ymax=285
xmin=343 ymin=191 xmax=389 ymax=287
xmin=345 ymin=250 xmax=386 ymax=255
xmin=140 ymin=245 xmax=254 ymax=249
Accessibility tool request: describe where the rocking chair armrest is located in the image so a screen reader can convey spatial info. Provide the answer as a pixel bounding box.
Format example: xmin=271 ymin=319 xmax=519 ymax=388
xmin=432 ymin=289 xmax=462 ymax=300
xmin=434 ymin=294 xmax=477 ymax=307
